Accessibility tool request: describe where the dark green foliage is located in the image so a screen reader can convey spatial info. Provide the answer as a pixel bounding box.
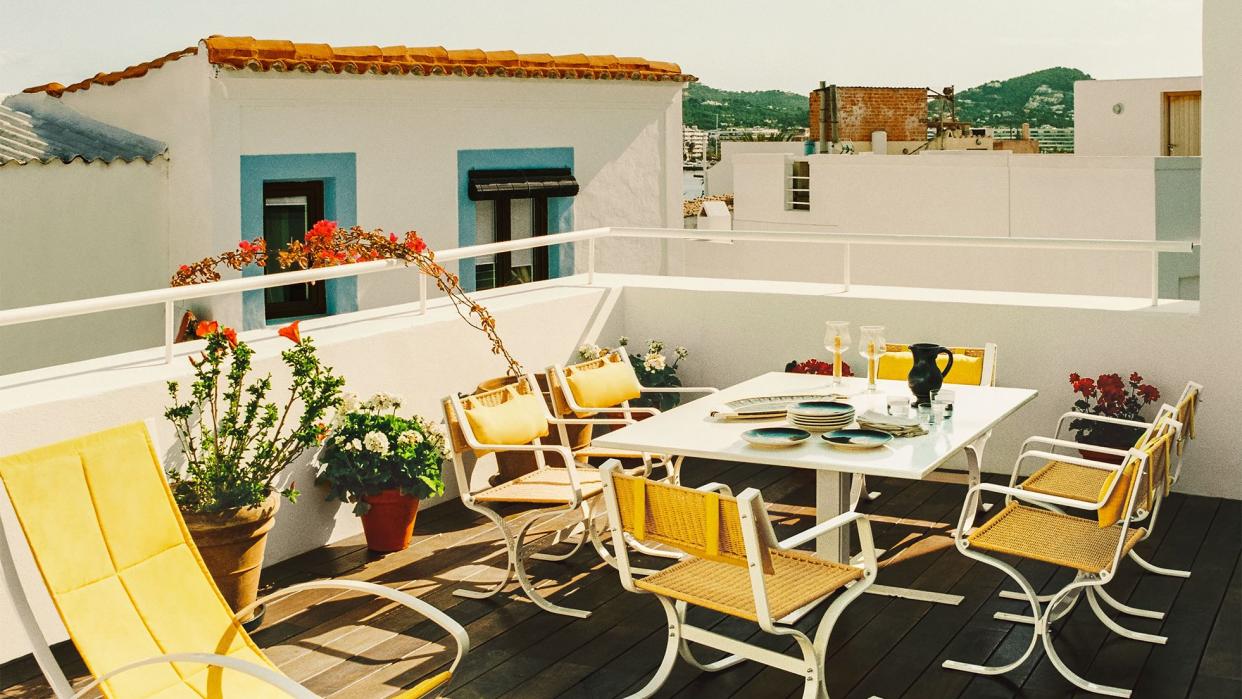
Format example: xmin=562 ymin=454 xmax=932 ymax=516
xmin=683 ymin=83 xmax=808 ymax=132
xmin=946 ymin=67 xmax=1092 ymax=129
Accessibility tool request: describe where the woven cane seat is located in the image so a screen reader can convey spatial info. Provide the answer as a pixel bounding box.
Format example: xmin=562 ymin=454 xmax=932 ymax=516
xmin=635 ymin=550 xmax=863 ymax=622
xmin=473 ymin=467 xmax=603 ymax=504
xmin=1019 ymin=460 xmax=1112 ymax=501
xmin=967 ymin=502 xmax=1146 ymax=574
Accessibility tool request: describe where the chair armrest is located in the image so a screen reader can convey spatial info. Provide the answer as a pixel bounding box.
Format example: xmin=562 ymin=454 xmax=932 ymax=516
xmin=548 ymin=416 xmax=636 ymax=426
xmin=464 ymin=442 xmax=585 ymax=505
xmin=776 ymin=510 xmax=866 ymax=551
xmin=73 ymin=652 xmax=315 ymax=699
xmin=1055 ymin=411 xmax=1151 ymax=439
xmin=1022 ymin=435 xmax=1130 ymax=457
xmin=696 ymin=482 xmax=733 ymax=496
xmin=978 ymin=481 xmax=1103 ymax=511
xmin=1019 ymin=449 xmax=1124 ymax=473
xmin=238 ymin=580 xmax=469 ymax=675
xmin=638 ymin=386 xmax=719 ymax=394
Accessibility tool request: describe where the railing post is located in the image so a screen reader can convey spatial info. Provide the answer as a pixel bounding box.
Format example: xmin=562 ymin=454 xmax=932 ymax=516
xmin=842 ymin=243 xmax=851 ymax=292
xmin=1151 ymin=250 xmax=1159 ymax=307
xmin=419 ymin=274 xmax=428 ymax=315
xmin=163 ymin=301 xmax=174 ymax=364
xmin=587 ymin=238 xmax=596 ymax=285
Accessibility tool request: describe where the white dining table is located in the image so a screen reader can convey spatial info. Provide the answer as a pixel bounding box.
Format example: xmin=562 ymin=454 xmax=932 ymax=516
xmin=592 ymin=372 xmax=1038 ymax=605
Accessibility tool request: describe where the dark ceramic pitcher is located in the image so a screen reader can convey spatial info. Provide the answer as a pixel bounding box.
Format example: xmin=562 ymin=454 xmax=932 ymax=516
xmin=907 ymin=343 xmax=955 ymax=406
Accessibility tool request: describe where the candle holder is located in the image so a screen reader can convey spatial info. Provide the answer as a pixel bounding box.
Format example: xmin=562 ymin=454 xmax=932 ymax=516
xmin=859 ymin=325 xmax=887 ymax=394
xmin=824 ymin=321 xmax=851 ymax=388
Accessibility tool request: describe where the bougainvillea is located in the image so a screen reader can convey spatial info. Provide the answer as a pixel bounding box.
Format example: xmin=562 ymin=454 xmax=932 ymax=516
xmin=170 ymin=221 xmax=522 ymax=376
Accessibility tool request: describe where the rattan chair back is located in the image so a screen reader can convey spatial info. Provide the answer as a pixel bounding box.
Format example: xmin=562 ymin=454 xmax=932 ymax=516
xmin=442 ymin=375 xmax=544 ymax=456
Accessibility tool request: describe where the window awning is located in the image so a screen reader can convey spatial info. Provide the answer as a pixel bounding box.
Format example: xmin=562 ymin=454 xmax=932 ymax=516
xmin=468 ymin=168 xmax=579 ymax=201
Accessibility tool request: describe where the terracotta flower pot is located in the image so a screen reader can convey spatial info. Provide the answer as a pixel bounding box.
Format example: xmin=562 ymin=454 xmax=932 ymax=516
xmin=183 ymin=493 xmax=279 ymax=620
xmin=360 ymin=489 xmax=420 ymax=552
xmin=477 ymin=373 xmax=593 ymax=484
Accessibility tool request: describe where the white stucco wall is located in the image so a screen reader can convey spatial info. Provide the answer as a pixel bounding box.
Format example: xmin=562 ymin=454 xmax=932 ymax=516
xmin=1075 ymin=76 xmax=1202 ymax=156
xmin=712 ymin=151 xmax=1189 ymax=298
xmin=0 ymin=158 xmax=169 ymax=374
xmin=705 ymin=141 xmax=807 ymax=196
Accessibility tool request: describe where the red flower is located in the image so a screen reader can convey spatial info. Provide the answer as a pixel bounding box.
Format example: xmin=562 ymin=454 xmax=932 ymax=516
xmin=1068 ymin=372 xmax=1081 ymax=384
xmin=195 ymin=320 xmax=219 ymax=338
xmin=1073 ymin=377 xmax=1097 ymax=397
xmin=1138 ymin=384 xmax=1160 ymax=403
xmin=278 ymin=320 xmax=302 ymax=344
xmin=1129 ymin=372 xmax=1143 ymax=384
xmin=389 ymin=232 xmax=398 ymax=244
xmin=238 ymin=240 xmax=253 ymax=252
xmin=306 ymin=220 xmax=338 ymax=243
xmin=179 ymin=264 xmax=190 ymax=273
xmin=404 ymin=234 xmax=428 ymax=253
xmin=221 ymin=327 xmax=238 ymax=348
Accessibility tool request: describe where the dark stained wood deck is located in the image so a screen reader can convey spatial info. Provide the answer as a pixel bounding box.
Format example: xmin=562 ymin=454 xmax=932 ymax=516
xmin=2 ymin=459 xmax=1239 ymax=698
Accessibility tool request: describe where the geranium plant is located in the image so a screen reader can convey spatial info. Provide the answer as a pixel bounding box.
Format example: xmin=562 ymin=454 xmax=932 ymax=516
xmin=164 ymin=321 xmax=345 ymax=513
xmin=317 ymin=392 xmax=448 ymax=515
xmin=579 ymin=337 xmax=689 ymax=411
xmin=1068 ymin=371 xmax=1161 ymax=448
xmin=785 ymin=358 xmax=853 ymax=376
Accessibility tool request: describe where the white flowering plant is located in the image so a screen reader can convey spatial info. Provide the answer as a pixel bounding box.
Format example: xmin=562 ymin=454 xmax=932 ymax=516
xmin=316 ymin=392 xmax=448 ymax=515
xmin=578 ymin=337 xmax=690 ymax=411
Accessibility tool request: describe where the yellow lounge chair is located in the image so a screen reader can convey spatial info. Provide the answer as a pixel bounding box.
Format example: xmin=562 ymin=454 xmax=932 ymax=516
xmin=0 ymin=422 xmax=468 ymax=699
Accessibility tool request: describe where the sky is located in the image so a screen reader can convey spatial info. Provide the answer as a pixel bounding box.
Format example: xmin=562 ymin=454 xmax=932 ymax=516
xmin=0 ymin=0 xmax=1203 ymax=96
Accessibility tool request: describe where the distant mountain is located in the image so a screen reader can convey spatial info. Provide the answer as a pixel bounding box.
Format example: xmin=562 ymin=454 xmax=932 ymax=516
xmin=948 ymin=67 xmax=1092 ymax=129
xmin=683 ymin=83 xmax=808 ymax=132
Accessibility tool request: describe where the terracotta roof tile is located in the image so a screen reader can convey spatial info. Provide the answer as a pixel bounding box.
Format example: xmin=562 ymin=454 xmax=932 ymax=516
xmin=22 ymin=36 xmax=694 ymax=96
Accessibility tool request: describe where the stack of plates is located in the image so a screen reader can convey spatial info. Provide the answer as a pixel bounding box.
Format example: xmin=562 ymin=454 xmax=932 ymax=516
xmin=856 ymin=410 xmax=927 ymax=438
xmin=787 ymin=401 xmax=855 ymax=432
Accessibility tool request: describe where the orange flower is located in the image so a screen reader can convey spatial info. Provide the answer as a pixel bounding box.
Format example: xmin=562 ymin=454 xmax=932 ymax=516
xmin=278 ymin=320 xmax=302 ymax=344
xmin=221 ymin=327 xmax=238 ymax=348
xmin=195 ymin=320 xmax=219 ymax=338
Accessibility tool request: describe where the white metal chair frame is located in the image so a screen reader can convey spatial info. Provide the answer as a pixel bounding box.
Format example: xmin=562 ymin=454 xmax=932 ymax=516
xmin=945 ymin=445 xmax=1160 ymax=698
xmin=547 ymin=344 xmax=719 ymax=484
xmin=446 ymin=373 xmax=633 ymax=619
xmin=0 ymin=433 xmax=469 ymax=699
xmin=598 ymin=461 xmax=878 ymax=699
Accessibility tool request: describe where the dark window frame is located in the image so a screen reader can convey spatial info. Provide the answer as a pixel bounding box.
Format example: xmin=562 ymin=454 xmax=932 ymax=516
xmin=263 ymin=180 xmax=327 ymax=320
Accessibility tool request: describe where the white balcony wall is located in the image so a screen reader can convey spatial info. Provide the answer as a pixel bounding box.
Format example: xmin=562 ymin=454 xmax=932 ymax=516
xmin=700 ymin=151 xmax=1193 ymax=298
xmin=1075 ymin=76 xmax=1202 ymax=156
xmin=0 ymin=157 xmax=170 ymax=374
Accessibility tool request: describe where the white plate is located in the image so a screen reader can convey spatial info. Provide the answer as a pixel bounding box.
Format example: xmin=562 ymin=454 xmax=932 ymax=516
xmin=742 ymin=427 xmax=813 ymax=447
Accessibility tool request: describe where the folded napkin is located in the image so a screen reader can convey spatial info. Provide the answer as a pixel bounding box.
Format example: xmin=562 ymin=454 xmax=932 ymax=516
xmin=857 ymin=410 xmax=927 ymax=437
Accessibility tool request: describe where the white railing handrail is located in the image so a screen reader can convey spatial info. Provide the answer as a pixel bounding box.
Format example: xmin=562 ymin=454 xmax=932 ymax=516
xmin=0 ymin=225 xmax=1198 ymax=367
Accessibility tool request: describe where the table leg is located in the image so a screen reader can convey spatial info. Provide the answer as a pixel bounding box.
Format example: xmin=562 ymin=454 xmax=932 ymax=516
xmin=965 ymin=430 xmax=994 ymax=517
xmin=814 ymin=470 xmax=852 ymax=561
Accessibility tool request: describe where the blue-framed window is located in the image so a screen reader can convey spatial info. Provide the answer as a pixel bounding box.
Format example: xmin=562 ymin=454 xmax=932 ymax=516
xmin=240 ymin=153 xmax=359 ymax=330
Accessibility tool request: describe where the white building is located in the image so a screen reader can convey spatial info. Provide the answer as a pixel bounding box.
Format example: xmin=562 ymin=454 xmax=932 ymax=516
xmin=1075 ymin=76 xmax=1203 ymax=156
xmin=1 ymin=36 xmax=692 ymax=373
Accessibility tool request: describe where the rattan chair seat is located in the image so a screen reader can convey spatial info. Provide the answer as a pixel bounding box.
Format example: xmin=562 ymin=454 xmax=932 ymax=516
xmin=1020 ymin=460 xmax=1112 ymax=501
xmin=967 ymin=502 xmax=1145 ymax=574
xmin=473 ymin=467 xmax=604 ymax=504
xmin=635 ymin=550 xmax=863 ymax=622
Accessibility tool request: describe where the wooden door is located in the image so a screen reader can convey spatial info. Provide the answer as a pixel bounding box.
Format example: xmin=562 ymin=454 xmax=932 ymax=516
xmin=1165 ymin=91 xmax=1202 ymax=156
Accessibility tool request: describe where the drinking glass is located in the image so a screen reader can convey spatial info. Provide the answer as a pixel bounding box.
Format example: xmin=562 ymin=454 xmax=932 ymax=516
xmin=824 ymin=321 xmax=851 ymax=388
xmin=859 ymin=325 xmax=887 ymax=393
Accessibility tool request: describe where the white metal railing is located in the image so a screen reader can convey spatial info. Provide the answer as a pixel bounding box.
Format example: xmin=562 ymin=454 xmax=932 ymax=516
xmin=0 ymin=226 xmax=1196 ymax=370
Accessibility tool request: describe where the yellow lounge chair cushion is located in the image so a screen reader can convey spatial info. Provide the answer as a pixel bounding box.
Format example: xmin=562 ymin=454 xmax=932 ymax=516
xmin=1097 ymin=458 xmax=1138 ymax=528
xmin=566 ymin=358 xmax=642 ymax=409
xmin=463 ymin=389 xmax=550 ymax=446
xmin=878 ymin=351 xmax=985 ymax=386
xmin=0 ymin=423 xmax=286 ymax=698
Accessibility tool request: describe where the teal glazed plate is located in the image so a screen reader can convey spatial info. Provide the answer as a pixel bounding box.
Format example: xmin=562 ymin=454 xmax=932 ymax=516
xmin=742 ymin=427 xmax=812 ymax=447
xmin=790 ymin=401 xmax=854 ymax=416
xmin=822 ymin=429 xmax=894 ymax=450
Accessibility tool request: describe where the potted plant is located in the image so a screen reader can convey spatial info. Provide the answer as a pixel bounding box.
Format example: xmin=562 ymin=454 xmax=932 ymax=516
xmin=1068 ymin=371 xmax=1161 ymax=463
xmin=164 ymin=320 xmax=344 ymax=620
xmin=785 ymin=357 xmax=853 ymax=376
xmin=317 ymin=393 xmax=448 ymax=552
xmin=578 ymin=337 xmax=690 ymax=413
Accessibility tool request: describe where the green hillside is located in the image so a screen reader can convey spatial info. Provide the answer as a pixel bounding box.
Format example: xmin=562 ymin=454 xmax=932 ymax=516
xmin=947 ymin=67 xmax=1092 ymax=128
xmin=683 ymin=83 xmax=808 ymax=132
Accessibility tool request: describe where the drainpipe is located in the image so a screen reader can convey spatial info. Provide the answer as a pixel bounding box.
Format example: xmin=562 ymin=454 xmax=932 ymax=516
xmin=827 ymin=84 xmax=839 ymax=147
xmin=817 ymin=81 xmax=830 ymax=154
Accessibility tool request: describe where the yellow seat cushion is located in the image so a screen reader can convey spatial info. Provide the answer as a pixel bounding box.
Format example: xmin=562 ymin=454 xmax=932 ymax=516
xmin=878 ymin=351 xmax=985 ymax=386
xmin=566 ymin=358 xmax=642 ymax=409
xmin=0 ymin=423 xmax=287 ymax=699
xmin=463 ymin=389 xmax=550 ymax=446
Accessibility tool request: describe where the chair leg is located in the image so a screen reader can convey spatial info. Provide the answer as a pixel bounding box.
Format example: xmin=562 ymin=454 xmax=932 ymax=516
xmin=530 ymin=512 xmax=589 ymax=562
xmin=995 ymin=580 xmax=1082 ymax=625
xmin=1129 ymin=549 xmax=1191 ymax=579
xmin=672 ymin=601 xmax=746 ymax=673
xmin=943 ymin=550 xmax=1041 ymax=676
xmin=453 ymin=506 xmax=516 ymax=601
xmin=625 ymin=596 xmax=682 ymax=699
xmin=999 ymin=590 xmax=1056 ymax=603
xmin=513 ymin=510 xmax=592 ymax=619
xmin=1086 ymin=588 xmax=1168 ymax=645
xmin=1094 ymin=585 xmax=1165 ymax=620
xmin=1041 ymin=584 xmax=1135 ymax=697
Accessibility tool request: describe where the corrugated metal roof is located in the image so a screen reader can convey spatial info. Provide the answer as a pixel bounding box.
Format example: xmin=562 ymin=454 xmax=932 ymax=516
xmin=0 ymin=93 xmax=167 ymax=165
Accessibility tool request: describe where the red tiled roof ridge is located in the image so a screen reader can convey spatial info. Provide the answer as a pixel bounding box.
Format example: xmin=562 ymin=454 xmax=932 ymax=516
xmin=24 ymin=36 xmax=694 ymax=96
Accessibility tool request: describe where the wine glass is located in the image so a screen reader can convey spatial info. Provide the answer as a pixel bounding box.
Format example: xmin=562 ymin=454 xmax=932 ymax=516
xmin=824 ymin=321 xmax=851 ymax=388
xmin=859 ymin=325 xmax=887 ymax=394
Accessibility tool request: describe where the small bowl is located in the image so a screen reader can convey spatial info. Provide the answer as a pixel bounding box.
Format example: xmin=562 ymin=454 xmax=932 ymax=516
xmin=742 ymin=426 xmax=812 ymax=447
xmin=822 ymin=429 xmax=894 ymax=450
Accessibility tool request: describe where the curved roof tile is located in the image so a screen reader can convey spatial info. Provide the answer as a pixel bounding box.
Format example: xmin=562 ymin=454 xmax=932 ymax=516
xmin=23 ymin=36 xmax=694 ymax=96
